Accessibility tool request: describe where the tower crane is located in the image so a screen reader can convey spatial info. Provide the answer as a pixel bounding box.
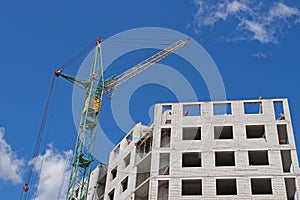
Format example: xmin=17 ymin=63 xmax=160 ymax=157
xmin=55 ymin=37 xmax=190 ymax=200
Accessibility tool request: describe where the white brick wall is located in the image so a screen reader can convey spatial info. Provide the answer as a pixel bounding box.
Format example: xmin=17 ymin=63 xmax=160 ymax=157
xmin=97 ymin=98 xmax=300 ymax=200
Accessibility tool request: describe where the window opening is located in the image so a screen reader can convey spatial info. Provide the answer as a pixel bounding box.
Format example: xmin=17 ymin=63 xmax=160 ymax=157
xmin=215 ymin=151 xmax=235 ymax=166
xmin=123 ymin=153 xmax=131 ymax=168
xmin=274 ymin=101 xmax=285 ymax=120
xmin=281 ymin=150 xmax=292 ymax=173
xmin=246 ymin=125 xmax=265 ymax=139
xmin=277 ymin=124 xmax=289 ymax=144
xmin=108 ymin=189 xmax=115 ymax=200
xmin=182 ymin=179 xmax=202 ymax=195
xmin=182 ymin=152 xmax=201 ymax=167
xmin=160 ymin=128 xmax=171 ymax=148
xmin=159 ymin=153 xmax=170 ymax=175
xmin=248 ymin=150 xmax=269 ymax=165
xmin=285 ymin=178 xmax=296 ymax=200
xmin=121 ymin=177 xmax=128 ymax=192
xmin=183 ymin=104 xmax=201 ymax=116
xmin=111 ymin=167 xmax=117 ymax=180
xmin=214 ymin=126 xmax=233 ymax=139
xmin=244 ymin=102 xmax=263 ymax=114
xmin=114 ymin=145 xmax=120 ymax=156
xmin=216 ymin=179 xmax=237 ymax=195
xmin=213 ymin=103 xmax=232 ymax=115
xmin=183 ymin=127 xmax=201 ymax=140
xmin=157 ymin=180 xmax=169 ymax=200
xmin=251 ymin=178 xmax=272 ymax=195
xmin=162 ymin=105 xmax=172 ymax=124
xmin=162 ymin=105 xmax=172 ymax=113
xmin=126 ymin=132 xmax=133 ymax=145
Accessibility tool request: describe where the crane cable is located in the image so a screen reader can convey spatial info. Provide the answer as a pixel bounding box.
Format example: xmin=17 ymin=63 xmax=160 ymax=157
xmin=59 ymin=41 xmax=96 ymax=70
xmin=56 ymin=129 xmax=78 ymax=200
xmin=59 ymin=37 xmax=176 ymax=72
xmin=20 ymin=39 xmax=96 ymax=200
xmin=20 ymin=75 xmax=58 ymax=200
xmin=34 ymin=78 xmax=60 ymax=199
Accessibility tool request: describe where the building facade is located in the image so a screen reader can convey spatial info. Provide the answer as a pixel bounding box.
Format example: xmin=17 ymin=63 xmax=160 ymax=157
xmin=89 ymin=98 xmax=300 ymax=200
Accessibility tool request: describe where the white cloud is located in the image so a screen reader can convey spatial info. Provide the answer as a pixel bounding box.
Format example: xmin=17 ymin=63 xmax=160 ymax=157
xmin=0 ymin=127 xmax=24 ymax=184
xmin=269 ymin=2 xmax=300 ymax=20
xmin=31 ymin=145 xmax=72 ymax=200
xmin=238 ymin=19 xmax=276 ymax=43
xmin=195 ymin=0 xmax=248 ymax=26
xmin=253 ymin=51 xmax=267 ymax=58
xmin=227 ymin=1 xmax=248 ymax=13
xmin=193 ymin=0 xmax=300 ymax=43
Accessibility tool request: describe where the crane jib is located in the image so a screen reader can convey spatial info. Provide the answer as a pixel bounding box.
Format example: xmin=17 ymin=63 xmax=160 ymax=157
xmin=54 ymin=37 xmax=190 ymax=200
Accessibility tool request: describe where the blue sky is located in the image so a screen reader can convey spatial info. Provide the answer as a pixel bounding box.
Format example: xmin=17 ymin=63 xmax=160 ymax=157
xmin=0 ymin=0 xmax=300 ymax=199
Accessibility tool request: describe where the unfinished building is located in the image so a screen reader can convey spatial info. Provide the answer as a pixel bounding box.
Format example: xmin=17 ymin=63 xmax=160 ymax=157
xmin=88 ymin=98 xmax=300 ymax=199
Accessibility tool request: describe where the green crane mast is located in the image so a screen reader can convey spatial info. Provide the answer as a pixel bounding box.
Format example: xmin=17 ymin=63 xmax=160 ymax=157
xmin=55 ymin=37 xmax=190 ymax=200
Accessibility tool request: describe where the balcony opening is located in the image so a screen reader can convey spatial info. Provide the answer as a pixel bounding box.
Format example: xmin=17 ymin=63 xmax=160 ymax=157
xmin=123 ymin=153 xmax=131 ymax=168
xmin=136 ymin=134 xmax=152 ymax=162
xmin=277 ymin=124 xmax=289 ymax=144
xmin=136 ymin=154 xmax=151 ymax=188
xmin=111 ymin=166 xmax=117 ymax=180
xmin=183 ymin=104 xmax=201 ymax=116
xmin=246 ymin=125 xmax=265 ymax=139
xmin=248 ymin=150 xmax=269 ymax=165
xmin=216 ymin=179 xmax=237 ymax=195
xmin=135 ymin=181 xmax=149 ymax=200
xmin=213 ymin=103 xmax=232 ymax=115
xmin=159 ymin=153 xmax=170 ymax=175
xmin=285 ymin=178 xmax=296 ymax=200
xmin=160 ymin=128 xmax=171 ymax=148
xmin=214 ymin=126 xmax=233 ymax=139
xmin=244 ymin=102 xmax=263 ymax=114
xmin=281 ymin=150 xmax=292 ymax=173
xmin=135 ymin=180 xmax=149 ymax=200
xmin=126 ymin=132 xmax=133 ymax=145
xmin=182 ymin=179 xmax=202 ymax=195
xmin=274 ymin=101 xmax=285 ymax=120
xmin=251 ymin=178 xmax=272 ymax=195
xmin=162 ymin=105 xmax=172 ymax=124
xmin=215 ymin=151 xmax=235 ymax=166
xmin=157 ymin=180 xmax=169 ymax=200
xmin=108 ymin=189 xmax=115 ymax=200
xmin=121 ymin=176 xmax=128 ymax=192
xmin=182 ymin=152 xmax=201 ymax=167
xmin=182 ymin=127 xmax=201 ymax=140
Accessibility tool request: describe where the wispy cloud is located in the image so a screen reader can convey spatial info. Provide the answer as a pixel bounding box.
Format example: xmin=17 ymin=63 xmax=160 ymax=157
xmin=0 ymin=127 xmax=24 ymax=185
xmin=253 ymin=51 xmax=268 ymax=58
xmin=193 ymin=0 xmax=300 ymax=43
xmin=31 ymin=145 xmax=72 ymax=200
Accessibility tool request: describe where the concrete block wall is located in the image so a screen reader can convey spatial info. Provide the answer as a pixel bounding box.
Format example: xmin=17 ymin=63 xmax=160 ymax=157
xmin=149 ymin=98 xmax=300 ymax=199
xmin=103 ymin=123 xmax=151 ymax=200
xmin=98 ymin=98 xmax=300 ymax=200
